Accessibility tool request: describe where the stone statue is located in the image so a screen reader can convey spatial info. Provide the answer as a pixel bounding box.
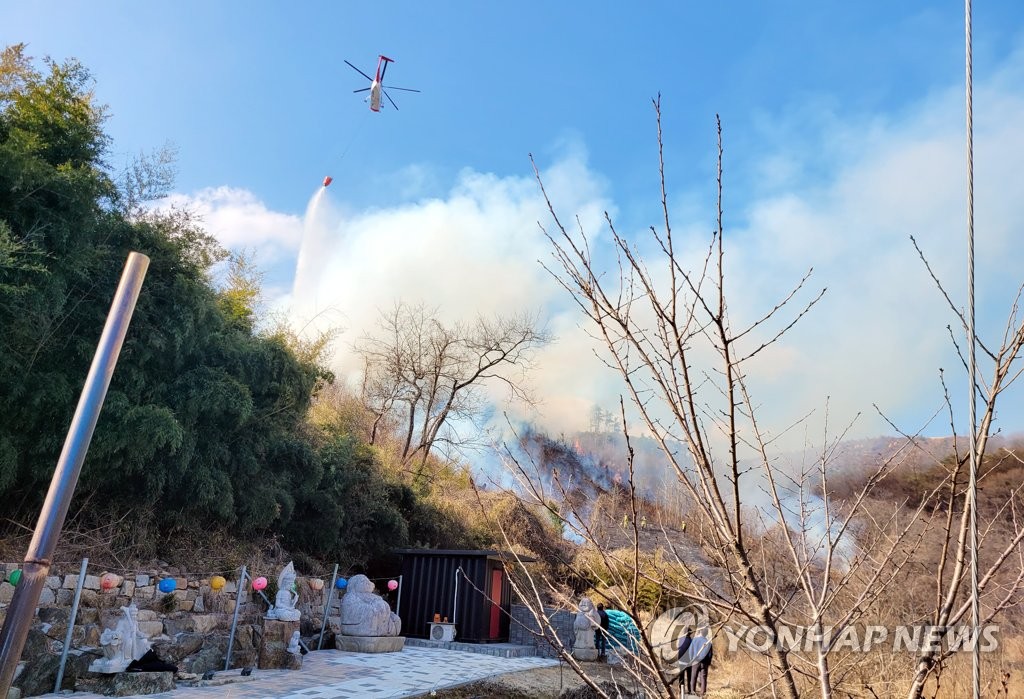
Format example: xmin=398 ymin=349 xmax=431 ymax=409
xmin=286 ymin=630 xmax=302 ymax=655
xmin=338 ymin=574 xmax=401 ymax=637
xmin=266 ymin=561 xmax=301 ymax=622
xmin=574 ymin=596 xmax=600 ymax=649
xmin=89 ymin=604 xmax=152 ymax=673
xmin=572 ymin=596 xmax=601 ymax=661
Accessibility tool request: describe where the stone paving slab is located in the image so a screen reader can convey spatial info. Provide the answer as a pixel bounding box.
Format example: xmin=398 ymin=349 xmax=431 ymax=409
xmin=38 ymin=646 xmax=559 ymax=699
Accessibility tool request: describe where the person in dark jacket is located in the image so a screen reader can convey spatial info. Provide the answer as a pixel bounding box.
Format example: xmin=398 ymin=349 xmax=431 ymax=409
xmin=596 ymin=603 xmax=610 ymax=659
xmin=676 ymin=627 xmax=694 ymax=691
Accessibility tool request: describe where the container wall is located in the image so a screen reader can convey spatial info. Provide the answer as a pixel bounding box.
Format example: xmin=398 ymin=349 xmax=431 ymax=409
xmin=399 ymin=554 xmax=509 ymax=642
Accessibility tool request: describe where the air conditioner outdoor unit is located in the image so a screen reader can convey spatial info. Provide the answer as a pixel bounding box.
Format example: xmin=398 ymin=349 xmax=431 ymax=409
xmin=429 ymin=622 xmax=456 ymax=642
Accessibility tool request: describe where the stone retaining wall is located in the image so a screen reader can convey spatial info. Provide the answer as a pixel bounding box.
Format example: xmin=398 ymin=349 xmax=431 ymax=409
xmin=0 ymin=561 xmax=343 ymax=697
xmin=509 ymin=603 xmax=575 ymax=658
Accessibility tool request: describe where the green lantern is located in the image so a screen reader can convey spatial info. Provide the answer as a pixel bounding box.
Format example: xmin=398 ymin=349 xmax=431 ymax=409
xmin=8 ymin=569 xmax=21 ymax=586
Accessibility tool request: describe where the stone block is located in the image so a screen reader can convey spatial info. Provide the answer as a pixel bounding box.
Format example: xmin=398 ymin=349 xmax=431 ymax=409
xmin=83 ymin=575 xmax=101 ymax=590
xmin=45 ymin=576 xmax=61 ymax=590
xmin=75 ymin=671 xmax=175 ymax=696
xmin=78 ymin=590 xmax=98 ymax=607
xmin=179 ymin=636 xmax=229 ymax=674
xmin=159 ymin=617 xmax=183 ymax=637
xmin=56 ymin=589 xmax=73 ymax=606
xmin=78 ymin=608 xmax=99 ymax=624
xmin=122 ymin=581 xmax=135 ymax=597
xmin=335 ymin=635 xmax=405 ymax=653
xmin=0 ymin=583 xmax=15 ymax=603
xmin=223 ymin=581 xmax=236 ymax=594
xmin=138 ymin=621 xmax=165 ymax=638
xmin=235 ymin=625 xmax=255 ymax=650
xmin=137 ymin=609 xmax=158 ymax=622
xmin=154 ymin=632 xmax=204 ymax=662
xmin=135 ymin=575 xmax=151 ymax=587
xmin=38 ymin=588 xmax=56 ymax=606
xmin=258 ymin=618 xmax=301 ymax=670
xmin=62 ymin=575 xmax=78 ymax=589
xmin=193 ymin=596 xmax=205 ymax=613
xmin=174 ymin=577 xmax=187 ymax=591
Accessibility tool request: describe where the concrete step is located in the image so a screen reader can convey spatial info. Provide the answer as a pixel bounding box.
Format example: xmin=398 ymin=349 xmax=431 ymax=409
xmin=403 ymin=638 xmax=537 ymax=658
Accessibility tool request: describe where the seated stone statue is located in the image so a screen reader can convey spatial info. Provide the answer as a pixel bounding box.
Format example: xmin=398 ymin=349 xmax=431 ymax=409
xmin=266 ymin=561 xmax=301 ymax=622
xmin=338 ymin=574 xmax=401 ymax=637
xmin=574 ymin=596 xmax=600 ymax=650
xmin=89 ymin=604 xmax=152 ymax=673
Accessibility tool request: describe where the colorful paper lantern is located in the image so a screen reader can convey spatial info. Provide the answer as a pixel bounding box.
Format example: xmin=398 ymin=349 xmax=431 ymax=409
xmin=158 ymin=578 xmax=177 ymax=593
xmin=387 ymin=579 xmax=398 ymax=591
xmin=335 ymin=577 xmax=347 ymax=590
xmin=8 ymin=569 xmax=21 ymax=586
xmin=308 ymin=578 xmax=324 ymax=592
xmin=100 ymin=573 xmax=121 ymax=590
xmin=210 ymin=575 xmax=226 ymax=591
xmin=252 ymin=576 xmax=268 ymax=591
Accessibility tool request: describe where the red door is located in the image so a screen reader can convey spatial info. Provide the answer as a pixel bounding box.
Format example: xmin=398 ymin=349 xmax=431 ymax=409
xmin=489 ymin=569 xmax=503 ymax=639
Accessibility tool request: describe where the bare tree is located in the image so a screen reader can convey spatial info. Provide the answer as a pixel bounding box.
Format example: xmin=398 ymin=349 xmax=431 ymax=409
xmin=900 ymin=243 xmax=1024 ymax=698
xmin=355 ymin=301 xmax=550 ymax=479
xmin=485 ymin=98 xmax=1024 ymax=699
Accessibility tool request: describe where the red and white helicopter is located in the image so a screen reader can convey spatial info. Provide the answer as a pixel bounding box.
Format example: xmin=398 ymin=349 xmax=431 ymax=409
xmin=344 ymin=55 xmax=419 ymax=112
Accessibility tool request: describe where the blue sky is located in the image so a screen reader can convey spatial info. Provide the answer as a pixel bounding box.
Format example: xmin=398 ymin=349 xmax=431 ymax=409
xmin=5 ymin=2 xmax=1024 ymax=448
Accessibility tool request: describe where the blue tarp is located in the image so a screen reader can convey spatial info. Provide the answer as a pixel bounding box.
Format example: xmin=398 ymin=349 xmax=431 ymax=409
xmin=604 ymin=609 xmax=640 ymax=653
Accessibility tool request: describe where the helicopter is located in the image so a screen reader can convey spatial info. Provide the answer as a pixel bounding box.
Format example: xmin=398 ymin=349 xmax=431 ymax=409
xmin=344 ymin=55 xmax=420 ymax=112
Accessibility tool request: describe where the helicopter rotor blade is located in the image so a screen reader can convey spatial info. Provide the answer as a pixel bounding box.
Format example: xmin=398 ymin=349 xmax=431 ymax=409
xmin=344 ymin=60 xmax=374 ymax=83
xmin=383 ymin=89 xmax=400 ymax=111
xmin=353 ymin=88 xmax=371 ymax=93
xmin=384 ymin=86 xmax=420 ymax=93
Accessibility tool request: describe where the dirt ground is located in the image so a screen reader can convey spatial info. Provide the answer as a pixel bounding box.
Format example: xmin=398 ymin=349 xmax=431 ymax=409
xmin=426 ymin=661 xmax=624 ymax=699
xmin=427 ymin=659 xmax=737 ymax=698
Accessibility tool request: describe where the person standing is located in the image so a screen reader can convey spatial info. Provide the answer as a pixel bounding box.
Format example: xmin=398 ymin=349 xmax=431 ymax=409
xmin=596 ymin=603 xmax=610 ymax=659
xmin=690 ymin=630 xmax=713 ymax=696
xmin=676 ymin=627 xmax=694 ymax=693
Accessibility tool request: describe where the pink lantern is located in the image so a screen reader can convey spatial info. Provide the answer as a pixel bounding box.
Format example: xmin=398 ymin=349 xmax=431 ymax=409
xmin=387 ymin=579 xmax=398 ymax=591
xmin=100 ymin=573 xmax=121 ymax=591
xmin=252 ymin=576 xmax=268 ymax=591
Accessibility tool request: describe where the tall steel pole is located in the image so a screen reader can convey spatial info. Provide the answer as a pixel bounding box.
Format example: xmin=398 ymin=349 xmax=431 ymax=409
xmin=0 ymin=252 xmax=150 ymax=695
xmin=964 ymin=1 xmax=980 ymax=697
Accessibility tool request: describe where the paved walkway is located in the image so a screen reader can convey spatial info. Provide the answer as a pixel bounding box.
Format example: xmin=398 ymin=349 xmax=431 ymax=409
xmin=45 ymin=646 xmax=559 ymax=699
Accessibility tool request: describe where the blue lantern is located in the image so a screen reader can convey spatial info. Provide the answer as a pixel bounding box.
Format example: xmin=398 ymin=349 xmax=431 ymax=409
xmin=158 ymin=578 xmax=177 ymax=593
xmin=335 ymin=578 xmax=348 ymax=590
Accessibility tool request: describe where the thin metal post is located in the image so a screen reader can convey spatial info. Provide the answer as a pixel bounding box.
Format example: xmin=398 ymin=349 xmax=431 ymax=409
xmin=453 ymin=567 xmax=460 ymax=625
xmin=317 ymin=564 xmax=339 ymax=650
xmin=225 ymin=565 xmax=247 ymax=671
xmin=395 ymin=574 xmax=403 ymax=618
xmin=54 ymin=558 xmax=88 ymax=693
xmin=0 ymin=252 xmax=149 ymax=695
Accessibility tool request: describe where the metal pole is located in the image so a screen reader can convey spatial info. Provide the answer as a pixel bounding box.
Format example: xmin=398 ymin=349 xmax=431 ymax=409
xmin=317 ymin=564 xmax=339 ymax=650
xmin=452 ymin=567 xmax=460 ymax=625
xmin=225 ymin=565 xmax=247 ymax=671
xmin=963 ymin=1 xmax=980 ymax=697
xmin=395 ymin=574 xmax=403 ymax=618
xmin=54 ymin=558 xmax=88 ymax=693
xmin=0 ymin=252 xmax=149 ymax=695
